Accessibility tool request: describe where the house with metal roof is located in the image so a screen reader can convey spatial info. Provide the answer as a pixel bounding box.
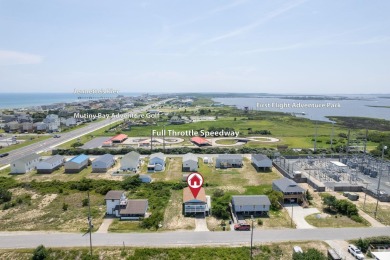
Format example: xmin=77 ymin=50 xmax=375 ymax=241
xmin=215 ymin=154 xmax=243 ymax=168
xmin=36 ymin=155 xmax=65 ymax=174
xmin=64 ymin=154 xmax=89 ymax=173
xmin=272 ymin=177 xmax=306 ymax=203
xmin=251 ymin=154 xmax=272 ymax=171
xmin=120 ymin=151 xmax=141 ymax=172
xmin=147 ymin=152 xmax=165 ymax=172
xmin=182 ymin=153 xmax=198 ymax=172
xmin=232 ymin=195 xmax=271 ymax=216
xmin=182 ymin=187 xmax=210 ymax=216
xmin=10 ymin=153 xmax=40 ymax=174
xmin=92 ymin=154 xmax=115 ymax=173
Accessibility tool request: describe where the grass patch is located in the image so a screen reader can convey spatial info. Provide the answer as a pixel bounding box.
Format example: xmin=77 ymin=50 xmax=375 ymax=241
xmin=108 ymin=219 xmax=149 ymax=233
xmin=215 ymin=139 xmax=237 ymax=145
xmin=360 ymin=203 xmax=390 ymax=226
xmin=305 ymin=213 xmax=370 ymax=228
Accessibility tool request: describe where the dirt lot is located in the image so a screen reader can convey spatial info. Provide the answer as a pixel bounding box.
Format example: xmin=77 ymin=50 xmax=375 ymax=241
xmin=162 ymin=190 xmax=195 ymax=231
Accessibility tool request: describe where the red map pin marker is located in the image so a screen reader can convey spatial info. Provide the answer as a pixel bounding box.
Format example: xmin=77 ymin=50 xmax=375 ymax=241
xmin=187 ymin=172 xmax=204 ymax=199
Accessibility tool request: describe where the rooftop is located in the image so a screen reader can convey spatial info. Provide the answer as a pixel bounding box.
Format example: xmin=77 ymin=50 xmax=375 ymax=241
xmin=120 ymin=199 xmax=148 ymax=215
xmin=273 ymin=177 xmax=305 ymax=193
xmin=69 ymin=154 xmax=89 ymax=164
xmin=183 ymin=187 xmax=206 ymax=203
xmin=105 ymin=190 xmax=125 ymax=200
xmin=232 ymin=195 xmax=271 ymax=206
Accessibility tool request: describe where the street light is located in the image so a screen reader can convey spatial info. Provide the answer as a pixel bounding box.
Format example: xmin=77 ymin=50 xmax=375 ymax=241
xmin=250 ymin=215 xmax=254 ymax=260
xmin=374 ymin=145 xmax=387 ymax=218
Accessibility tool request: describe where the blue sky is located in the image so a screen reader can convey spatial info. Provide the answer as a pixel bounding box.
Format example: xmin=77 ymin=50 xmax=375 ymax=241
xmin=0 ymin=0 xmax=389 ymax=94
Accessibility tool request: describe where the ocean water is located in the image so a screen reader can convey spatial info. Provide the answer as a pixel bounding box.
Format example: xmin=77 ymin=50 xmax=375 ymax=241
xmin=213 ymin=95 xmax=390 ymax=122
xmin=0 ymin=92 xmax=141 ymax=109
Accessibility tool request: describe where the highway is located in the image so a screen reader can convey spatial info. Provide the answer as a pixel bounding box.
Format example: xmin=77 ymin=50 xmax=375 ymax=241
xmin=0 ymin=100 xmax=169 ymax=167
xmin=0 ymin=227 xmax=389 ymax=249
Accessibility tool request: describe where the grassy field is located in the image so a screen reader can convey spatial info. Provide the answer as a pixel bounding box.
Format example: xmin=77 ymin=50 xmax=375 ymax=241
xmin=359 ymin=202 xmax=390 ymax=226
xmin=305 ymin=213 xmax=369 ymax=228
xmin=0 ymin=241 xmax=330 ymax=260
xmin=0 ymin=188 xmax=105 ymax=232
xmin=162 ymin=190 xmax=195 ymax=231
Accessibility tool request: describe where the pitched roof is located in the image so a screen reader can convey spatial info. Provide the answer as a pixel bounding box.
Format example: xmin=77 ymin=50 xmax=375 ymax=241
xmin=69 ymin=154 xmax=89 ymax=164
xmin=15 ymin=153 xmax=40 ymax=164
xmin=273 ymin=177 xmax=305 ymax=193
xmin=183 ymin=153 xmax=198 ymax=162
xmin=122 ymin=151 xmax=140 ymax=162
xmin=217 ymin=154 xmax=242 ymax=160
xmin=93 ymin=154 xmax=115 ymax=164
xmin=110 ymin=134 xmax=128 ymax=142
xmin=41 ymin=155 xmax=64 ymax=164
xmin=120 ymin=199 xmax=148 ymax=215
xmin=252 ymin=154 xmax=270 ymax=161
xmin=183 ymin=187 xmax=206 ymax=203
xmin=191 ymin=137 xmax=210 ymax=145
xmin=232 ymin=195 xmax=271 ymax=206
xmin=150 ymin=152 xmax=164 ymax=160
xmin=105 ymin=190 xmax=125 ymax=200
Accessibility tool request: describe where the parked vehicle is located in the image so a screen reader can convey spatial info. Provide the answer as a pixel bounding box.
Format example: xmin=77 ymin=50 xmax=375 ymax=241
xmin=0 ymin=153 xmax=9 ymax=158
xmin=234 ymin=223 xmax=250 ymax=231
xmin=348 ymin=244 xmax=364 ymax=259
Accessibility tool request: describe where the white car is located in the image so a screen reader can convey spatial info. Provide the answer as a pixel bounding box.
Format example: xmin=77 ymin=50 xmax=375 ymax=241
xmin=348 ymin=244 xmax=365 ymax=260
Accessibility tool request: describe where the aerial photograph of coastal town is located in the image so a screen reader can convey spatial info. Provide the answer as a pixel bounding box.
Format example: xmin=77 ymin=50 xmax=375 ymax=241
xmin=1 ymin=1 xmax=390 ymax=260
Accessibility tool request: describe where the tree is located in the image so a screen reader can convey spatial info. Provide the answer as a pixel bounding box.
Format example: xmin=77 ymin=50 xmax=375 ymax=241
xmin=322 ymin=195 xmax=336 ymax=211
xmin=293 ymin=248 xmax=326 ymax=260
xmin=0 ymin=188 xmax=12 ymax=204
xmin=32 ymin=245 xmax=49 ymax=260
xmin=356 ymin=238 xmax=369 ymax=253
xmin=122 ymin=175 xmax=142 ymax=190
xmin=265 ymin=190 xmax=283 ymax=210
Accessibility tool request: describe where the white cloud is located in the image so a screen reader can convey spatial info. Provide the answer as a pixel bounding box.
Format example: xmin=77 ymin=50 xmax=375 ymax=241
xmin=0 ymin=50 xmax=43 ymax=65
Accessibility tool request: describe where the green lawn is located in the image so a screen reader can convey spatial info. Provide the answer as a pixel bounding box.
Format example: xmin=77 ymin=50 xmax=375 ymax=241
xmin=305 ymin=213 xmax=370 ymax=228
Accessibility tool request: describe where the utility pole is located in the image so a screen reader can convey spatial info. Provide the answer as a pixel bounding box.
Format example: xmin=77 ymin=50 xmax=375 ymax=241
xmin=314 ymin=121 xmax=318 ymax=153
xmin=150 ymin=129 xmax=153 ymax=152
xmin=290 ymin=199 xmax=294 ymax=227
xmin=82 ymin=190 xmax=93 ymax=257
xmin=375 ymin=146 xmax=387 ymax=218
xmin=250 ymin=215 xmax=254 ymax=260
xmin=330 ymin=123 xmax=334 ymax=158
xmin=363 ymin=182 xmax=369 ymax=210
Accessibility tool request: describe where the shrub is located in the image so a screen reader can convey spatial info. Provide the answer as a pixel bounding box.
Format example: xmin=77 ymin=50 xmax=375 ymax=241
xmin=257 ymin=219 xmax=263 ymax=226
xmin=350 ymin=215 xmax=364 ymax=223
xmin=32 ymin=245 xmax=49 ymax=260
xmin=82 ymin=198 xmax=89 ymax=207
xmin=62 ymin=203 xmax=69 ymax=211
xmin=0 ymin=188 xmax=12 ymax=204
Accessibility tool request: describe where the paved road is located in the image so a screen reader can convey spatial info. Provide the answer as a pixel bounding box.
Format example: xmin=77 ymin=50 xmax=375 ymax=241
xmin=0 ymin=227 xmax=389 ymax=249
xmin=0 ymin=100 xmax=170 ymax=167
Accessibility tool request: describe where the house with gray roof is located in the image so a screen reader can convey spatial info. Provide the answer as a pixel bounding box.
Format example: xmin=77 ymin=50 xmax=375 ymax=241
xmin=105 ymin=190 xmax=148 ymax=220
xmin=148 ymin=152 xmax=165 ymax=172
xmin=215 ymin=154 xmax=243 ymax=168
xmin=251 ymin=154 xmax=272 ymax=172
xmin=182 ymin=153 xmax=198 ymax=172
xmin=65 ymin=154 xmax=89 ymax=173
xmin=120 ymin=151 xmax=141 ymax=172
xmin=272 ymin=177 xmax=306 ymax=203
xmin=232 ymin=195 xmax=271 ymax=216
xmin=92 ymin=154 xmax=115 ymax=173
xmin=11 ymin=153 xmax=40 ymax=174
xmin=36 ymin=155 xmax=65 ymax=173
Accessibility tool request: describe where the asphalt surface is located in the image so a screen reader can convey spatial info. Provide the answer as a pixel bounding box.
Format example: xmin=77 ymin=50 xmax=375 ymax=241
xmin=0 ymin=100 xmax=169 ymax=167
xmin=0 ymin=227 xmax=389 ymax=249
